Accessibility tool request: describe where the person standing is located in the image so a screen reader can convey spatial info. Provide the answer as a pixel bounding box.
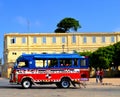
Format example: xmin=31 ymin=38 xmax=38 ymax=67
xmin=99 ymin=69 xmax=104 ymax=83
xmin=96 ymin=69 xmax=100 ymax=83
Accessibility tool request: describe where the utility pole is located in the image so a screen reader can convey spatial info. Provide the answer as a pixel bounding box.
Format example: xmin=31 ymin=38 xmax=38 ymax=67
xmin=62 ymin=44 xmax=65 ymax=53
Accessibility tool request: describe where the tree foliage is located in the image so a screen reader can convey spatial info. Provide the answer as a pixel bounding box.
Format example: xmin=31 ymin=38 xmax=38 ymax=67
xmin=77 ymin=41 xmax=120 ymax=70
xmin=54 ymin=28 xmax=65 ymax=33
xmin=79 ymin=51 xmax=92 ymax=57
xmin=113 ymin=42 xmax=120 ymax=67
xmin=89 ymin=45 xmax=114 ymax=69
xmin=55 ymin=17 xmax=81 ymax=33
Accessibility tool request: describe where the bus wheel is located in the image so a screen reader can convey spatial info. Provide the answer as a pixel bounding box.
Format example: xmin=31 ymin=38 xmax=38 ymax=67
xmin=56 ymin=82 xmax=62 ymax=88
xmin=61 ymin=79 xmax=70 ymax=88
xmin=21 ymin=79 xmax=32 ymax=89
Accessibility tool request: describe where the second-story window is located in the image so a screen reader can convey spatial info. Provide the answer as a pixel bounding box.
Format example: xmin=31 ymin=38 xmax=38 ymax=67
xmin=72 ymin=35 xmax=76 ymax=43
xmin=11 ymin=37 xmax=16 ymax=44
xmin=22 ymin=37 xmax=26 ymax=43
xmin=52 ymin=37 xmax=56 ymax=43
xmin=83 ymin=36 xmax=87 ymax=43
xmin=12 ymin=52 xmax=17 ymax=55
xmin=111 ymin=36 xmax=115 ymax=43
xmin=102 ymin=36 xmax=105 ymax=43
xmin=42 ymin=37 xmax=46 ymax=43
xmin=33 ymin=37 xmax=37 ymax=43
xmin=92 ymin=36 xmax=96 ymax=43
xmin=62 ymin=36 xmax=65 ymax=43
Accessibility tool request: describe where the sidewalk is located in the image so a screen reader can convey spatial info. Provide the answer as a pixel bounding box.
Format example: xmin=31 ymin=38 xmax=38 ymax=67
xmin=88 ymin=78 xmax=120 ymax=86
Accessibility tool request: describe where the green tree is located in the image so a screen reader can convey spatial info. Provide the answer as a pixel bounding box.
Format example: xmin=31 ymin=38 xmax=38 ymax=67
xmin=55 ymin=17 xmax=81 ymax=33
xmin=90 ymin=45 xmax=114 ymax=69
xmin=113 ymin=42 xmax=120 ymax=69
xmin=79 ymin=51 xmax=92 ymax=57
xmin=54 ymin=28 xmax=65 ymax=33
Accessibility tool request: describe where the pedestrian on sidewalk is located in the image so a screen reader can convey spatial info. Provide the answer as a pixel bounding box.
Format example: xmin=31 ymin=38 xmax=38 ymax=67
xmin=99 ymin=68 xmax=104 ymax=83
xmin=96 ymin=68 xmax=100 ymax=83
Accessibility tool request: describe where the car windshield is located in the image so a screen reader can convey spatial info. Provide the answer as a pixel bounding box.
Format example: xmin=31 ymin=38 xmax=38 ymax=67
xmin=16 ymin=60 xmax=29 ymax=68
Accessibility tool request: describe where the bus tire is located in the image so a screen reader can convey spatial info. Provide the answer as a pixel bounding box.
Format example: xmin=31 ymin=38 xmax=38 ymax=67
xmin=21 ymin=79 xmax=32 ymax=89
xmin=61 ymin=78 xmax=70 ymax=88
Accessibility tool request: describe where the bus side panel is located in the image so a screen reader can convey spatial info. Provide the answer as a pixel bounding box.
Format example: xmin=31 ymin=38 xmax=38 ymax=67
xmin=80 ymin=69 xmax=89 ymax=81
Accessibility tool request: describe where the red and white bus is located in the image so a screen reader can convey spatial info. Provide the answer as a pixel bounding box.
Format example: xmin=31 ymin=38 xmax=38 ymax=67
xmin=10 ymin=53 xmax=89 ymax=88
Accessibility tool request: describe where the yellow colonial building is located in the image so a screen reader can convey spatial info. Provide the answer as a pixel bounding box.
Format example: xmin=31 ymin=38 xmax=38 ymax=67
xmin=2 ymin=32 xmax=120 ymax=78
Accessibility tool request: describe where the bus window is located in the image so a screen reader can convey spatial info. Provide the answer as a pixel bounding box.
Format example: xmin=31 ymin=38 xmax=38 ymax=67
xmin=60 ymin=59 xmax=65 ymax=67
xmin=60 ymin=59 xmax=72 ymax=67
xmin=80 ymin=59 xmax=86 ymax=66
xmin=48 ymin=59 xmax=58 ymax=68
xmin=73 ymin=59 xmax=78 ymax=67
xmin=35 ymin=59 xmax=48 ymax=68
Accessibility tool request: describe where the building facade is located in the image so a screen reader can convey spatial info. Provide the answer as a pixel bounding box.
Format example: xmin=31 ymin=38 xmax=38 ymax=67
xmin=3 ymin=32 xmax=120 ymax=78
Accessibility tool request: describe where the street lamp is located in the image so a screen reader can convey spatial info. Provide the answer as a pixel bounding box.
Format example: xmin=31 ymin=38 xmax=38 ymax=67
xmin=62 ymin=44 xmax=65 ymax=53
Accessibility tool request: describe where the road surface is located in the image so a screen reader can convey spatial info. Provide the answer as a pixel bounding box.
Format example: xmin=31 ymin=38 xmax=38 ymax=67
xmin=0 ymin=78 xmax=120 ymax=97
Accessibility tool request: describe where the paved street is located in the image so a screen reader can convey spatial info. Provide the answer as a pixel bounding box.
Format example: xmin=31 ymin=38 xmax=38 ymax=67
xmin=0 ymin=78 xmax=120 ymax=97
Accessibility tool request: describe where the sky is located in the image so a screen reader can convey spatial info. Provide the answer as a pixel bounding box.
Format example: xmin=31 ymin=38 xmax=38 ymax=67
xmin=0 ymin=0 xmax=120 ymax=61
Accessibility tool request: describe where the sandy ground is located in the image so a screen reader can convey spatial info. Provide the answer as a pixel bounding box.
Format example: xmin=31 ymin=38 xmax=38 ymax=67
xmin=88 ymin=78 xmax=120 ymax=86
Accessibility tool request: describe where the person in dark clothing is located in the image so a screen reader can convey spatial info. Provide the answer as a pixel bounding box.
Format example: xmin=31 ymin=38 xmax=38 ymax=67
xmin=96 ymin=69 xmax=100 ymax=83
xmin=99 ymin=69 xmax=104 ymax=83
